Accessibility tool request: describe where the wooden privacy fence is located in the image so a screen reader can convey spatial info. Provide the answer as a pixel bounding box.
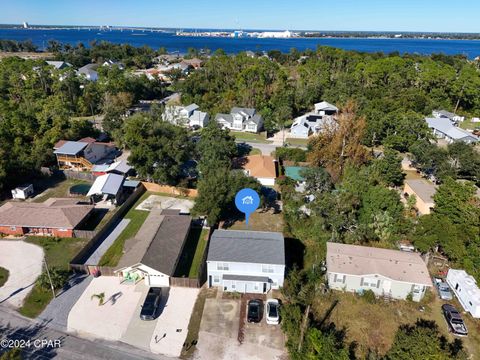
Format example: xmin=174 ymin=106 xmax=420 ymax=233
xmin=170 ymin=277 xmax=201 ymax=288
xmin=70 ymin=264 xmax=116 ymax=277
xmin=141 ymin=181 xmax=198 ymax=197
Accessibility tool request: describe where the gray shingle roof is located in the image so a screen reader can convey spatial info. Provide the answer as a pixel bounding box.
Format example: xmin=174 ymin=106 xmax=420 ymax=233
xmin=248 ymin=114 xmax=263 ymax=125
xmin=231 ymin=107 xmax=256 ymax=117
xmin=53 ymin=141 xmax=88 ymax=155
xmin=215 ymin=113 xmax=233 ymax=125
xmin=207 ymin=230 xmax=285 ymax=265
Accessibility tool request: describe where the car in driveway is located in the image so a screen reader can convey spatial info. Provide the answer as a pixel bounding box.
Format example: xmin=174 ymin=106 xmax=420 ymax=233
xmin=442 ymin=304 xmax=468 ymax=336
xmin=266 ymin=299 xmax=280 ymax=325
xmin=247 ymin=299 xmax=263 ymax=323
xmin=434 ymin=277 xmax=453 ymax=300
xmin=140 ymin=287 xmax=162 ymax=321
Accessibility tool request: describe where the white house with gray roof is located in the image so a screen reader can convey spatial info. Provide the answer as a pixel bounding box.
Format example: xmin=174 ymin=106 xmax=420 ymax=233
xmin=432 ymin=109 xmax=465 ymax=122
xmin=426 ymin=117 xmax=478 ymax=144
xmin=215 ymin=107 xmax=263 ymax=133
xmin=163 ymin=103 xmax=209 ymax=128
xmin=207 ymin=230 xmax=285 ymax=294
xmin=327 ymin=242 xmax=432 ymax=302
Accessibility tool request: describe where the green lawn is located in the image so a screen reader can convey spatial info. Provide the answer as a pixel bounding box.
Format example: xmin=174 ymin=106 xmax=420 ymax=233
xmin=97 ymin=192 xmax=152 ymax=267
xmin=458 ymin=119 xmax=479 ymax=130
xmin=175 ymin=227 xmax=209 ymax=278
xmin=19 ymin=236 xmax=90 ymax=318
xmin=249 ymin=147 xmax=262 ymax=156
xmin=32 ymin=178 xmax=91 ymax=203
xmin=231 ymin=131 xmax=271 ymax=143
xmin=0 ymin=266 xmax=9 ymax=288
xmin=228 ymin=211 xmax=284 ymax=233
xmin=286 ymin=138 xmax=309 ymax=147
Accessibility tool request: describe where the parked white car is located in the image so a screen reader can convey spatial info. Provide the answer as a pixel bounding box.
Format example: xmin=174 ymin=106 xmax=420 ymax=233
xmin=266 ymin=299 xmax=280 ymax=325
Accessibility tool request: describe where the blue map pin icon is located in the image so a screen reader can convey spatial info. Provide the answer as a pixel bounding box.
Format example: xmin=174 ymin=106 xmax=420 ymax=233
xmin=235 ymin=188 xmax=260 ymax=225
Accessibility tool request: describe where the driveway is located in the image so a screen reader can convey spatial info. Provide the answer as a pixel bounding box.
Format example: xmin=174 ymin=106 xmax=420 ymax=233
xmin=0 ymin=240 xmax=43 ymax=308
xmin=194 ymin=298 xmax=286 ymax=360
xmin=68 ymin=276 xmax=145 ymax=341
xmin=149 ymin=287 xmax=199 ymax=357
xmin=136 ymin=195 xmax=194 ymax=214
xmin=38 ymin=273 xmax=92 ymax=330
xmin=84 ymin=219 xmax=131 ymax=265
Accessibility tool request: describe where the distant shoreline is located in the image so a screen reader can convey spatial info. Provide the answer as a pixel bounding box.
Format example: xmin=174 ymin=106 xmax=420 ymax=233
xmin=1 ymin=25 xmax=479 ymax=40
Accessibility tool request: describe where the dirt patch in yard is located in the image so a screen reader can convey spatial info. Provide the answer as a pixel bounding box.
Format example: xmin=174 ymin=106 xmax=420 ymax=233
xmin=312 ymin=290 xmax=480 ymax=358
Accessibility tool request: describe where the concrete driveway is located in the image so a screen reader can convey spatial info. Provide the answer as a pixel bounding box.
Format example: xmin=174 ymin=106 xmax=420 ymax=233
xmin=136 ymin=195 xmax=194 ymax=214
xmin=0 ymin=240 xmax=43 ymax=308
xmin=68 ymin=276 xmax=145 ymax=341
xmin=194 ymin=298 xmax=286 ymax=360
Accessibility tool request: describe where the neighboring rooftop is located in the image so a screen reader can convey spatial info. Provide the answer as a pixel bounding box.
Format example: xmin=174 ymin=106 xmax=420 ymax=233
xmin=315 ymin=101 xmax=338 ymax=112
xmin=53 ymin=141 xmax=88 ymax=155
xmin=426 ymin=117 xmax=479 ymax=141
xmin=117 ymin=210 xmax=191 ymax=276
xmin=0 ymin=198 xmax=93 ymax=229
xmin=87 ymin=173 xmax=124 ymax=196
xmin=326 ymin=242 xmax=432 ymax=286
xmin=405 ymin=179 xmax=437 ymax=203
xmin=208 ymin=230 xmax=285 ymax=265
xmin=240 ymin=155 xmax=277 ymax=178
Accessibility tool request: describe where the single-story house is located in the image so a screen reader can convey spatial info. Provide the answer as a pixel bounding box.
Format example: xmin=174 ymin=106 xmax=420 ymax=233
xmin=426 ymin=117 xmax=478 ymax=144
xmin=54 ymin=137 xmax=116 ymax=170
xmin=432 ymin=109 xmax=465 ymax=123
xmin=215 ymin=107 xmax=263 ymax=133
xmin=0 ymin=198 xmax=93 ymax=237
xmin=102 ymin=59 xmax=125 ymax=70
xmin=314 ymin=101 xmax=338 ymax=116
xmin=207 ymin=230 xmax=285 ymax=294
xmin=446 ymin=269 xmax=480 ymax=318
xmin=403 ymin=179 xmax=437 ymax=215
xmin=115 ymin=209 xmax=191 ymax=287
xmin=289 ymin=116 xmax=312 ymax=139
xmin=77 ymin=63 xmax=99 ymax=81
xmin=46 ymin=61 xmax=72 ymax=70
xmin=87 ymin=173 xmax=125 ymax=205
xmin=11 ymin=184 xmax=34 ymax=200
xmin=239 ymin=155 xmax=277 ymax=186
xmin=326 ymin=242 xmax=432 ymax=302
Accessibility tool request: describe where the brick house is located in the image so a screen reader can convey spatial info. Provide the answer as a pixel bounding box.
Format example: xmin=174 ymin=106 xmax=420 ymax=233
xmin=0 ymin=198 xmax=93 ymax=237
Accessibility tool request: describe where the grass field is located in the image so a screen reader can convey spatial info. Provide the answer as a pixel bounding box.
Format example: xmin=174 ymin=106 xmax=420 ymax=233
xmin=458 ymin=119 xmax=480 ymax=131
xmin=231 ymin=131 xmax=271 ymax=143
xmin=32 ymin=178 xmax=91 ymax=203
xmin=249 ymin=147 xmax=262 ymax=155
xmin=286 ymin=138 xmax=309 ymax=147
xmin=0 ymin=266 xmax=9 ymax=288
xmin=175 ymin=227 xmax=209 ymax=278
xmin=227 ymin=210 xmax=284 ymax=232
xmin=312 ymin=290 xmax=480 ymax=358
xmin=97 ymin=192 xmax=152 ymax=267
xmin=19 ymin=236 xmax=90 ymax=318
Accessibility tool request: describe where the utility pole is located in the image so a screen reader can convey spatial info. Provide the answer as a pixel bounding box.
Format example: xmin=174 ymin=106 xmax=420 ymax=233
xmin=44 ymin=259 xmax=56 ymax=298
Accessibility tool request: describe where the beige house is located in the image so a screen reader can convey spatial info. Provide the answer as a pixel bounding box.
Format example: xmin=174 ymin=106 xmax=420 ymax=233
xmin=326 ymin=242 xmax=432 ymax=302
xmin=403 ymin=179 xmax=437 ymax=215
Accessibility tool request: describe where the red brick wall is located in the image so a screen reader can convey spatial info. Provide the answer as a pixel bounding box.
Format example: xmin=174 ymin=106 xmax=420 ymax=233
xmin=0 ymin=226 xmax=74 ymax=237
xmin=0 ymin=226 xmax=25 ymax=236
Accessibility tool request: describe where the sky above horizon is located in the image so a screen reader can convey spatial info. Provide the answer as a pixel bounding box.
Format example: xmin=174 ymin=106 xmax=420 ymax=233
xmin=1 ymin=0 xmax=479 ymax=33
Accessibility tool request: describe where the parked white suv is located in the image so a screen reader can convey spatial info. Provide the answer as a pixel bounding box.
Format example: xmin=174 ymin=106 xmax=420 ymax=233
xmin=266 ymin=299 xmax=280 ymax=325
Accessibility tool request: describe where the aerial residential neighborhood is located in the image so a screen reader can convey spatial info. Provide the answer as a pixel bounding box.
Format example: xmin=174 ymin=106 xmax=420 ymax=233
xmin=1 ymin=2 xmax=480 ymax=360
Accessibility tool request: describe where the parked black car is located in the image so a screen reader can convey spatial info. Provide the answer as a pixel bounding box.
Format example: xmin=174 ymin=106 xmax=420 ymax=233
xmin=247 ymin=299 xmax=263 ymax=323
xmin=140 ymin=287 xmax=162 ymax=321
xmin=442 ymin=304 xmax=468 ymax=336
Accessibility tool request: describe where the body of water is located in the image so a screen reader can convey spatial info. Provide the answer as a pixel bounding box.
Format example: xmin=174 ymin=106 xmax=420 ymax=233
xmin=1 ymin=28 xmax=480 ymax=58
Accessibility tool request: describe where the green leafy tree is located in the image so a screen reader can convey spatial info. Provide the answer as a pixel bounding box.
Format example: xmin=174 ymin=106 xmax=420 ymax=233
xmin=385 ymin=319 xmax=467 ymax=360
xmin=371 ymin=148 xmax=405 ymax=187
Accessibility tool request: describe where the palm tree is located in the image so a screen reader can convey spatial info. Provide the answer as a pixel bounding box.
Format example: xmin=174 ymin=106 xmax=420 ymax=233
xmin=91 ymin=292 xmax=105 ymax=306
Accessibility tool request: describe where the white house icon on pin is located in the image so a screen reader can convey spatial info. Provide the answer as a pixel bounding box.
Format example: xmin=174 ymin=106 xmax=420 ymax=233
xmin=242 ymin=196 xmax=254 ymax=205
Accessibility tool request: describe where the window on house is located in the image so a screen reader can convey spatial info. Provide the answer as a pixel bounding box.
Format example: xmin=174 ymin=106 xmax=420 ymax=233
xmin=361 ymin=277 xmax=378 ymax=288
xmin=333 ymin=274 xmax=346 ymax=283
xmin=262 ymin=265 xmax=274 ymax=273
xmin=213 ymin=275 xmax=220 ymax=283
xmin=217 ymin=263 xmax=229 ymax=271
xmin=9 ymin=226 xmax=16 ymax=230
xmin=231 ymin=283 xmax=236 ymax=289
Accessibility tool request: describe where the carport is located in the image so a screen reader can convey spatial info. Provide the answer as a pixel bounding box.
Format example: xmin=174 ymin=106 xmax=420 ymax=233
xmin=221 ymin=275 xmax=270 ymax=294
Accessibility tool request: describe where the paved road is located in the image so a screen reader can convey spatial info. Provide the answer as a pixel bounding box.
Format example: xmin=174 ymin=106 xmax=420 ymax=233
xmin=38 ymin=274 xmax=93 ymax=331
xmin=236 ymin=141 xmax=306 ymax=156
xmin=84 ymin=219 xmax=131 ymax=265
xmin=0 ymin=306 xmax=168 ymax=360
